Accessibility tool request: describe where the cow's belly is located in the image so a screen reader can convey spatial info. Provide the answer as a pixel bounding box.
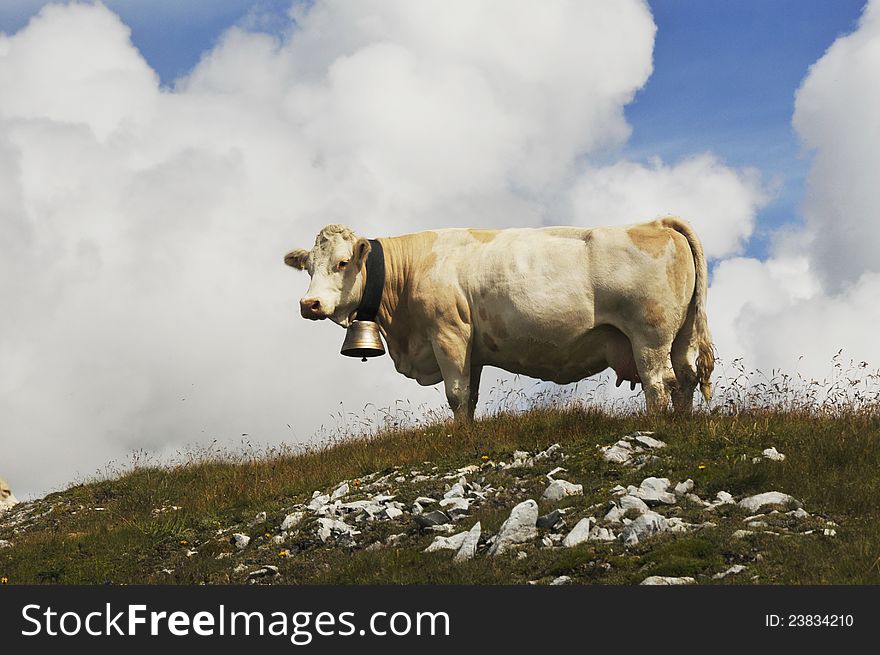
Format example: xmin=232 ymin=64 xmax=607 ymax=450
xmin=385 ymin=332 xmax=443 ymax=386
xmin=475 ymin=323 xmax=633 ymax=385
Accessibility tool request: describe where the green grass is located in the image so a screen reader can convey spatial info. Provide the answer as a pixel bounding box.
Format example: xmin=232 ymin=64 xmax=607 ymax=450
xmin=2 ymin=402 xmax=880 ymax=585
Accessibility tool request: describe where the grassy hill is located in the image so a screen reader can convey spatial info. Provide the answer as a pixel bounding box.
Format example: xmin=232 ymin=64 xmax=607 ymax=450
xmin=3 ymin=391 xmax=880 ymax=585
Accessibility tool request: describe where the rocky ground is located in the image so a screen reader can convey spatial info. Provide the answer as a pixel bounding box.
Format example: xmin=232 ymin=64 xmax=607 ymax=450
xmin=2 ymin=427 xmax=839 ymax=585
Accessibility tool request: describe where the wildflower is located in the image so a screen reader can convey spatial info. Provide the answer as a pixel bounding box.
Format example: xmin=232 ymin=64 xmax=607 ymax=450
xmin=180 ymin=540 xmax=188 ymax=545
xmin=1 ymin=576 xmax=7 ymax=585
xmin=279 ymin=550 xmax=290 ymax=557
xmin=481 ymin=455 xmax=489 ymax=461
xmin=698 ymin=465 xmax=706 ymax=470
xmin=352 ymin=479 xmax=361 ymax=487
xmin=264 ymin=533 xmax=272 ymax=539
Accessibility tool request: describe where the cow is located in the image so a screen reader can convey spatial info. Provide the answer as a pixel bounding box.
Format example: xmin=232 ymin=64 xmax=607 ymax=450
xmin=284 ymin=217 xmax=714 ymax=422
xmin=0 ymin=478 xmax=18 ymax=513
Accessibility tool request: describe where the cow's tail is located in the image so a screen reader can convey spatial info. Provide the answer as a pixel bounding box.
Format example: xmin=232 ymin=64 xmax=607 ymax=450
xmin=661 ymin=216 xmax=715 ymax=402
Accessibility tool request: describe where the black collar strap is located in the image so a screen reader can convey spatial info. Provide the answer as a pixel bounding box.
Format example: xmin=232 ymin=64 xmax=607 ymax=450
xmin=355 ymin=239 xmax=384 ymax=322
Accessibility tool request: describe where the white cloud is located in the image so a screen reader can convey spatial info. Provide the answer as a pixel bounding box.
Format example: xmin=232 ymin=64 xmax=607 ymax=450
xmin=707 ymin=0 xmax=880 ymax=384
xmin=0 ymin=1 xmax=768 ymax=498
xmin=568 ymin=154 xmax=768 ymax=259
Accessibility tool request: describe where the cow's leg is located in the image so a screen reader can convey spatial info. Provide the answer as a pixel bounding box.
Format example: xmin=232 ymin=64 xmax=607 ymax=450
xmin=631 ymin=341 xmax=677 ymax=414
xmin=431 ymin=331 xmax=474 ymax=423
xmin=468 ymin=365 xmax=483 ymax=421
xmin=670 ymin=307 xmax=698 ymax=413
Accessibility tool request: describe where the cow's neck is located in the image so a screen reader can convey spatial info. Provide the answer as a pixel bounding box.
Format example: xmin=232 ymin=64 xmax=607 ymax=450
xmin=374 ymin=234 xmax=418 ymax=337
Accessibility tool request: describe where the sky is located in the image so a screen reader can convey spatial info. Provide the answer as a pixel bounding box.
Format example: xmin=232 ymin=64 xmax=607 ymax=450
xmin=1 ymin=0 xmax=877 ymax=499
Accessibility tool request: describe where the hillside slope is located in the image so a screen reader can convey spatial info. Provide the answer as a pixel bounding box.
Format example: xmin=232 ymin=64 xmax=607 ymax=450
xmin=2 ymin=407 xmax=879 ymax=585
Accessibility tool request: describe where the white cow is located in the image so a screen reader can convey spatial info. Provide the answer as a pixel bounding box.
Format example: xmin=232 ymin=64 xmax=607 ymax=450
xmin=0 ymin=478 xmax=18 ymax=513
xmin=285 ymin=217 xmax=714 ymax=421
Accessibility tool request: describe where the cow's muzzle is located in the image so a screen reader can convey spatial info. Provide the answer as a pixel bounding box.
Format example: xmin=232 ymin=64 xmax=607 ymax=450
xmin=300 ymin=297 xmax=328 ymax=320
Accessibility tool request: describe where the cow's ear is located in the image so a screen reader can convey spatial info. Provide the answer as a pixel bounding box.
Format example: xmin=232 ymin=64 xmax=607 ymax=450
xmin=284 ymin=249 xmax=310 ymax=270
xmin=352 ymin=238 xmax=371 ymax=269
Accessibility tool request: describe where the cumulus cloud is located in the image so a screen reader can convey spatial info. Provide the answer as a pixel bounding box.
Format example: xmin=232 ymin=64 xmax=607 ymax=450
xmin=708 ymin=0 xmax=880 ymax=381
xmin=0 ymin=1 xmax=767 ymax=498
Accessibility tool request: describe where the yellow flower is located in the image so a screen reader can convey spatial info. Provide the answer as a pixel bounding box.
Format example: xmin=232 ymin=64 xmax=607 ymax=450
xmin=481 ymin=455 xmax=489 ymax=461
xmin=279 ymin=550 xmax=289 ymax=557
xmin=352 ymin=479 xmax=361 ymax=487
xmin=264 ymin=533 xmax=272 ymax=539
xmin=180 ymin=540 xmax=188 ymax=545
xmin=698 ymin=465 xmax=706 ymax=470
xmin=1 ymin=576 xmax=8 ymax=585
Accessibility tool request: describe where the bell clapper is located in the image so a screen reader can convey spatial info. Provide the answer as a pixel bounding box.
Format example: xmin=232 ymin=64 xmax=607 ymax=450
xmin=361 ymin=357 xmax=367 ymax=362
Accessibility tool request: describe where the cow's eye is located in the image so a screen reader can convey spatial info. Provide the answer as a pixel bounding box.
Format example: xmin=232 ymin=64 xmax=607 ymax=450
xmin=338 ymin=260 xmax=349 ymax=269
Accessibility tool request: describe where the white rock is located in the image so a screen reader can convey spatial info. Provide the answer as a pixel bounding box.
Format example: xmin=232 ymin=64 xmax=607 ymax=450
xmin=674 ymin=479 xmax=694 ymax=496
xmin=536 ymin=444 xmax=562 ymax=459
xmin=634 ymin=435 xmax=667 ymax=449
xmin=666 ymin=517 xmax=694 ymax=533
xmin=738 ymin=492 xmax=800 ymax=513
xmin=444 ymin=483 xmax=466 ymax=499
xmin=490 ymin=500 xmax=539 ymax=555
xmin=589 ymin=526 xmax=616 ymax=541
xmin=439 ymin=497 xmax=471 ymax=512
xmin=249 ymin=511 xmax=267 ymax=525
xmin=231 ymin=533 xmax=250 ymax=550
xmin=619 ymin=495 xmax=651 ymax=515
xmin=415 ymin=497 xmax=436 ymax=505
xmin=685 ymin=493 xmax=710 ymax=506
xmin=563 ymin=517 xmax=594 ymax=547
xmin=546 ymin=466 xmax=567 ymax=479
xmin=280 ymin=511 xmax=305 ymax=531
xmin=604 ymin=504 xmax=625 ymax=523
xmin=453 ymin=522 xmax=482 ymax=562
xmin=732 ymin=530 xmax=753 ymax=539
xmin=424 ymin=531 xmax=469 ymax=553
xmin=762 ymin=447 xmax=786 ymax=462
xmin=383 ymin=506 xmax=404 ymax=520
xmin=635 ymin=477 xmax=676 ymax=505
xmin=788 ymin=508 xmax=810 ymax=519
xmin=542 ymin=479 xmax=584 ymax=502
xmin=331 ymin=482 xmax=350 ymax=501
xmin=620 ymin=511 xmax=668 ymax=545
xmin=373 ymin=494 xmax=396 ymax=503
xmin=713 ymin=564 xmax=746 ymax=579
xmin=823 ymin=528 xmax=837 ymax=537
xmin=247 ymin=565 xmax=279 ymax=580
xmin=307 ymin=494 xmax=331 ymax=511
xmin=0 ymin=539 xmax=12 ymax=549
xmin=550 ymin=575 xmax=572 ymax=585
xmin=517 ymin=551 xmax=528 ymax=560
xmin=609 ymin=484 xmax=627 ymax=495
xmin=317 ymin=518 xmax=359 ymax=542
xmin=714 ymin=491 xmax=735 ymax=505
xmin=640 ymin=576 xmax=695 ymax=585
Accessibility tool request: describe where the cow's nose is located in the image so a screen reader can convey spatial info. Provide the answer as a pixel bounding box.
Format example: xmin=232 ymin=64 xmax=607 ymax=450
xmin=300 ymin=298 xmax=324 ymax=318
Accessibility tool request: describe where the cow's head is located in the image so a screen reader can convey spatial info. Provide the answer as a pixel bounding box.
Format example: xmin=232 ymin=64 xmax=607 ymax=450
xmin=284 ymin=224 xmax=371 ymax=328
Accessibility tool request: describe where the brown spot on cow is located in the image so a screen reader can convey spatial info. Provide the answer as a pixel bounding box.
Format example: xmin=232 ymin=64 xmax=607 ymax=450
xmin=488 ymin=313 xmax=509 ymax=339
xmin=627 ymin=224 xmax=672 ymax=258
xmin=644 ymin=300 xmax=666 ymax=329
xmin=482 ymin=333 xmax=500 ymax=352
xmin=468 ymin=229 xmax=498 ymax=243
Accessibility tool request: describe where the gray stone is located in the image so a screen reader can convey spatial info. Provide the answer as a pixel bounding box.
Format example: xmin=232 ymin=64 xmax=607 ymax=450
xmin=562 ymin=517 xmax=593 ymax=547
xmin=713 ymin=564 xmax=746 ymax=579
xmin=674 ymin=479 xmax=694 ymax=496
xmin=634 ymin=434 xmax=667 ymax=449
xmin=424 ymin=531 xmax=469 ymax=553
xmin=489 ymin=500 xmax=539 ymax=555
xmin=601 ymin=441 xmax=634 ymax=464
xmin=732 ymin=529 xmax=753 ymax=539
xmin=247 ymin=565 xmax=279 ymax=581
xmin=453 ymin=522 xmax=482 ymax=562
xmin=788 ymin=508 xmax=810 ymax=519
xmin=589 ymin=526 xmax=616 ymax=541
xmin=439 ymin=497 xmax=471 ymax=512
xmin=542 ymin=479 xmax=583 ymax=502
xmin=714 ymin=491 xmax=735 ymax=505
xmin=738 ymin=492 xmax=800 ymax=513
xmin=415 ymin=510 xmax=451 ymax=528
xmin=0 ymin=539 xmax=12 ymax=549
xmin=550 ymin=575 xmax=572 ymax=585
xmin=307 ymin=494 xmax=330 ymax=511
xmin=620 ymin=511 xmax=668 ymax=545
xmin=619 ymin=494 xmax=651 ymax=515
xmin=640 ymin=576 xmax=695 ymax=585
xmin=535 ymin=443 xmax=563 ymax=460
xmin=537 ymin=510 xmax=564 ymax=530
xmin=762 ymin=447 xmax=786 ymax=462
xmin=415 ymin=497 xmax=436 ymax=505
xmin=604 ymin=504 xmax=625 ymax=523
xmin=444 ymin=483 xmax=466 ymax=499
xmin=317 ymin=518 xmax=359 ymax=542
xmin=666 ymin=517 xmax=695 ymax=533
xmin=331 ymin=482 xmax=350 ymax=501
xmin=280 ymin=511 xmax=305 ymax=531
xmin=231 ymin=533 xmax=250 ymax=550
xmin=383 ymin=506 xmax=404 ymax=520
